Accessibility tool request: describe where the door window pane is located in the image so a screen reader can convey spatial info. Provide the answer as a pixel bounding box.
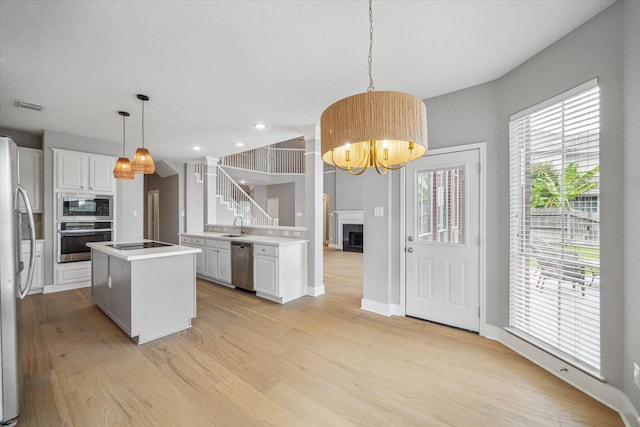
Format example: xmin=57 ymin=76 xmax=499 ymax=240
xmin=416 ymin=166 xmax=464 ymax=244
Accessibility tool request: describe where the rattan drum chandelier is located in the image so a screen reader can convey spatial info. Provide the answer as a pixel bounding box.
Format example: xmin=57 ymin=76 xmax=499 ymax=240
xmin=320 ymin=0 xmax=428 ymax=175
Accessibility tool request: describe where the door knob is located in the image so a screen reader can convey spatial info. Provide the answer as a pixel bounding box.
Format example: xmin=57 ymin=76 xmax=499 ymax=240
xmin=408 ymin=236 xmax=414 ymax=242
xmin=407 ymin=247 xmax=414 ymax=253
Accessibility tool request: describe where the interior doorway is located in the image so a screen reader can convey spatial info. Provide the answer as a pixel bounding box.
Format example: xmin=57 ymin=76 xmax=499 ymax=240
xmin=147 ymin=189 xmax=160 ymax=240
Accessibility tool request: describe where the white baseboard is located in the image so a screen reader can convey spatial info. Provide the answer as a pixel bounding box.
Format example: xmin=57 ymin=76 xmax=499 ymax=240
xmin=361 ymin=299 xmax=402 ymax=317
xmin=481 ymin=324 xmax=640 ymax=427
xmin=43 ymin=281 xmax=90 ymax=294
xmin=306 ymin=285 xmax=325 ymax=297
xmin=328 ymin=243 xmax=338 ymax=249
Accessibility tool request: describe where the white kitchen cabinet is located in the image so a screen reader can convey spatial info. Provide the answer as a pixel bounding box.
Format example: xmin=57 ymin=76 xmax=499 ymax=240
xmin=179 ymin=233 xmax=307 ymax=303
xmin=54 ymin=149 xmax=116 ymax=193
xmin=17 ymin=148 xmax=42 ymax=212
xmin=204 ymin=239 xmax=231 ymax=284
xmin=254 ymin=243 xmax=307 ymax=304
xmin=254 ymin=249 xmax=278 ymax=295
xmin=90 ymin=155 xmax=116 ymax=193
xmin=21 ymin=240 xmax=44 ymax=294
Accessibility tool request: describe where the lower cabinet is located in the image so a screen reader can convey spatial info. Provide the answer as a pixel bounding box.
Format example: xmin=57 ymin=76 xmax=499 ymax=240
xmin=204 ymin=239 xmax=231 ymax=284
xmin=92 ymin=251 xmax=131 ymax=333
xmin=254 ymin=243 xmax=307 ymax=304
xmin=254 ymin=247 xmax=278 ymax=296
xmin=21 ymin=240 xmax=44 ymax=294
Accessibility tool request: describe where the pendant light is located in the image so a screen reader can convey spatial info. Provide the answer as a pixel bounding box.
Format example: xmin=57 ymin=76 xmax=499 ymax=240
xmin=320 ymin=0 xmax=428 ymax=175
xmin=113 ymin=111 xmax=135 ymax=180
xmin=131 ymin=94 xmax=156 ymax=174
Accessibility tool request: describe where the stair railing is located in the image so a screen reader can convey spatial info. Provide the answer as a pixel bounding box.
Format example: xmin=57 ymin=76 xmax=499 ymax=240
xmin=216 ymin=165 xmax=277 ymax=226
xmin=220 ymin=147 xmax=304 ymax=174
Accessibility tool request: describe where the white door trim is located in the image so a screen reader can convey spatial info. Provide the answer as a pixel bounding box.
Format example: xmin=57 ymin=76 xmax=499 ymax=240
xmin=400 ymin=142 xmax=487 ymax=335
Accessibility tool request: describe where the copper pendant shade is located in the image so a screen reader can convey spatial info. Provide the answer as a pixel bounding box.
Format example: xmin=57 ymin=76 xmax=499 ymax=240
xmin=320 ymin=0 xmax=427 ymax=175
xmin=113 ymin=111 xmax=135 ymax=180
xmin=131 ymin=94 xmax=156 ymax=174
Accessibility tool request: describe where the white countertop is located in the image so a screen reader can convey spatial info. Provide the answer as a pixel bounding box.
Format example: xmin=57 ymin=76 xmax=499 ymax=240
xmin=179 ymin=232 xmax=308 ymax=246
xmin=88 ymin=240 xmax=201 ymax=261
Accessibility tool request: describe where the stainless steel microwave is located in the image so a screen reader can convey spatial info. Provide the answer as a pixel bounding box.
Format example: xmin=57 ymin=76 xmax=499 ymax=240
xmin=58 ymin=194 xmax=113 ymax=221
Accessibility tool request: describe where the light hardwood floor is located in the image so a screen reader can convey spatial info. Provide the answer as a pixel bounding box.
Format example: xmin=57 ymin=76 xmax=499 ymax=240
xmin=20 ymin=249 xmax=622 ymax=426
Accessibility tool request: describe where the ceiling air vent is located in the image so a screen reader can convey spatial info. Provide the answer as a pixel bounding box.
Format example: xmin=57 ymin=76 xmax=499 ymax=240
xmin=14 ymin=100 xmax=44 ymax=112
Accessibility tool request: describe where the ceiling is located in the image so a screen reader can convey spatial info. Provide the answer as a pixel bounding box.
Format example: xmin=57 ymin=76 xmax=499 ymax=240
xmin=0 ymin=0 xmax=615 ymax=162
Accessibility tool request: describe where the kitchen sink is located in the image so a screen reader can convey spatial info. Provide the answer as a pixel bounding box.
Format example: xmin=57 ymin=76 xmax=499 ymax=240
xmin=220 ymin=234 xmax=242 ymax=238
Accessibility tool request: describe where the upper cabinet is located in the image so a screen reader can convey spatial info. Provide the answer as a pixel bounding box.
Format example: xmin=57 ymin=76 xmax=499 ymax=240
xmin=54 ymin=149 xmax=116 ymax=194
xmin=17 ymin=147 xmax=42 ymax=212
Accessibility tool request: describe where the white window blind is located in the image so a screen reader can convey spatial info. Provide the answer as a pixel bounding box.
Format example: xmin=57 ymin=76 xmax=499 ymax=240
xmin=509 ymin=79 xmax=601 ymax=373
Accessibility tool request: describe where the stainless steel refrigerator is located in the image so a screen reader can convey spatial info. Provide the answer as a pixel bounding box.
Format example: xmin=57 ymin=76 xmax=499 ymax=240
xmin=0 ymin=136 xmax=36 ymax=426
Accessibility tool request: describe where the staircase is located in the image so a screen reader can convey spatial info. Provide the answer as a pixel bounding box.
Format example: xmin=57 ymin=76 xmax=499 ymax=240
xmin=216 ymin=165 xmax=278 ymax=226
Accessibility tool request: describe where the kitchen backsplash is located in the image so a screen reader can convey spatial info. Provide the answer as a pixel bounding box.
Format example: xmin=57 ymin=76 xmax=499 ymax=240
xmin=21 ymin=213 xmax=44 ymax=240
xmin=205 ymin=224 xmax=307 ymax=239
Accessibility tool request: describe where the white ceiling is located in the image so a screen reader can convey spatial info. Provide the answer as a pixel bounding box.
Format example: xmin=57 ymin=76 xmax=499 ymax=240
xmin=0 ymin=0 xmax=615 ymax=162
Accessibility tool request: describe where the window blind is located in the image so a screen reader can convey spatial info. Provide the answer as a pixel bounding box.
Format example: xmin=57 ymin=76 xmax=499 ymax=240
xmin=509 ymin=79 xmax=601 ymax=373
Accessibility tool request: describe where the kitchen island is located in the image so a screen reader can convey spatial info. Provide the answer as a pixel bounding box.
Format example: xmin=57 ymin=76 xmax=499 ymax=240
xmin=87 ymin=240 xmax=201 ymax=344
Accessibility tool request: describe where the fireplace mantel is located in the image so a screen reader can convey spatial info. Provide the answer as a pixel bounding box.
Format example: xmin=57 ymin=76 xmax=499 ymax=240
xmin=334 ymin=210 xmax=364 ymax=250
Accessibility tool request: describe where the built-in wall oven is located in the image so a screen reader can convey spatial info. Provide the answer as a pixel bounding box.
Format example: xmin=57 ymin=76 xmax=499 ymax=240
xmin=58 ymin=193 xmax=113 ymax=221
xmin=58 ymin=221 xmax=112 ymax=263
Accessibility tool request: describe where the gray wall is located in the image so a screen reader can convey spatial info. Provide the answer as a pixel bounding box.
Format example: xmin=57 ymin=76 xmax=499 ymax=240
xmin=115 ymin=176 xmax=144 ymax=241
xmin=267 ymin=182 xmax=295 ymax=226
xmin=336 ymin=169 xmax=365 ymax=210
xmin=184 ymin=162 xmax=204 ymax=232
xmin=0 ymin=127 xmax=42 ymax=149
xmin=359 ymin=0 xmax=634 ymax=403
xmin=145 ymin=173 xmax=180 ymax=244
xmin=623 ymin=0 xmax=640 ymax=411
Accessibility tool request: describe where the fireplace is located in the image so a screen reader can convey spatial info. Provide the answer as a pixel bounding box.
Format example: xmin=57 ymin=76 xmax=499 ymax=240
xmin=342 ymin=224 xmax=364 ymax=253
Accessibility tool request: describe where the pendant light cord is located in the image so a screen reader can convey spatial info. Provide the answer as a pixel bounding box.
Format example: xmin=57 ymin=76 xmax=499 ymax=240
xmin=367 ymin=0 xmax=375 ymax=92
xmin=141 ymin=99 xmax=145 ymax=149
xmin=122 ymin=114 xmax=126 ymax=156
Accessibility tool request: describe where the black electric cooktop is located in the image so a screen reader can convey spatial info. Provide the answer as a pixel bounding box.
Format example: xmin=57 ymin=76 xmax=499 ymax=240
xmin=107 ymin=241 xmax=173 ymax=251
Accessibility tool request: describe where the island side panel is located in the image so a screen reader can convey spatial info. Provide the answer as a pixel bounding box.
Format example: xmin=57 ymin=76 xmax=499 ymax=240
xmin=91 ymin=249 xmax=109 ymax=312
xmin=109 ymin=256 xmax=133 ymax=335
xmin=130 ymin=253 xmax=196 ymax=344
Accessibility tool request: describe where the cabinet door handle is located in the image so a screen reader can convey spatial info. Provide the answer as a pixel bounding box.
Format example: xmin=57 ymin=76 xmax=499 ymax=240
xmin=108 ymin=276 xmax=112 ymax=288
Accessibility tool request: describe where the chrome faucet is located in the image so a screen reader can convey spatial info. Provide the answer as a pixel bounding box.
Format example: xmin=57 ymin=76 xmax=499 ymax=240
xmin=233 ymin=215 xmax=246 ymax=235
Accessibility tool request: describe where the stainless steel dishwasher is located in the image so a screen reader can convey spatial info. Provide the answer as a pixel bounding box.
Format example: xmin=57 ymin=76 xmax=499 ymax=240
xmin=231 ymin=242 xmax=254 ymax=291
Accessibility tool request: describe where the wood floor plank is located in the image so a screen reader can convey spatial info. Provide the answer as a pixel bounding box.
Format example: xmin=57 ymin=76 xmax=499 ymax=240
xmin=17 ymin=248 xmax=622 ymax=426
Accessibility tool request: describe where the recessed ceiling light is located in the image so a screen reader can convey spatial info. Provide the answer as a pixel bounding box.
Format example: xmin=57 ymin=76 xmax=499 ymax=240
xmin=240 ymin=180 xmax=246 ymax=184
xmin=254 ymin=123 xmax=267 ymax=130
xmin=191 ymin=146 xmax=201 ymax=151
xmin=235 ymin=142 xmax=244 ymax=147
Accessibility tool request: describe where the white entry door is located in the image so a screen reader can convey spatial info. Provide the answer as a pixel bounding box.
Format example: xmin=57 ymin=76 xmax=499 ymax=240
xmin=405 ymin=148 xmax=481 ymax=331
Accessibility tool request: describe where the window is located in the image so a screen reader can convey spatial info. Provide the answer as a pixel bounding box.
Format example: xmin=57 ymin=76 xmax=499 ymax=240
xmin=509 ymin=79 xmax=601 ymax=373
xmin=416 ymin=166 xmax=464 ymax=244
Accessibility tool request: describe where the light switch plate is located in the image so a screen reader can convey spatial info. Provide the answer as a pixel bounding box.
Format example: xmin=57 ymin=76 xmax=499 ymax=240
xmin=634 ymin=363 xmax=640 ymax=388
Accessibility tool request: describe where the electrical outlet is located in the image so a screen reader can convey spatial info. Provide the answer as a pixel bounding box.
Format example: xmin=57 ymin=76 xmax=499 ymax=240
xmin=634 ymin=363 xmax=640 ymax=388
